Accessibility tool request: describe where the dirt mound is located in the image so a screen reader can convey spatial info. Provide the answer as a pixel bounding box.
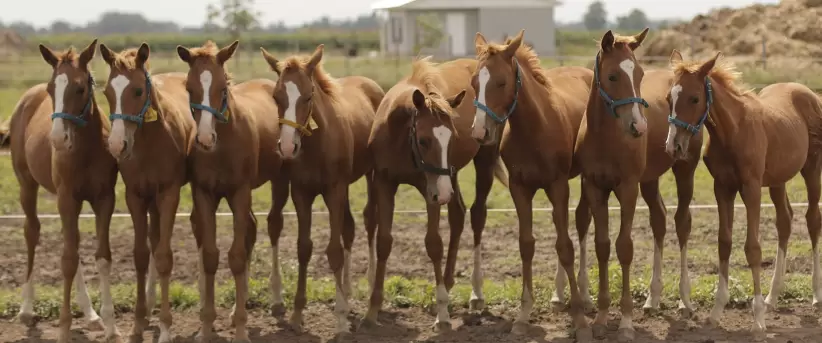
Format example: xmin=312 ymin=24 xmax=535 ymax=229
xmin=643 ymin=0 xmax=822 ymax=59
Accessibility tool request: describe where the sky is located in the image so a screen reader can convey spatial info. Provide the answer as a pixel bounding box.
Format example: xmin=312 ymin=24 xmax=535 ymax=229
xmin=1 ymin=0 xmax=780 ymax=28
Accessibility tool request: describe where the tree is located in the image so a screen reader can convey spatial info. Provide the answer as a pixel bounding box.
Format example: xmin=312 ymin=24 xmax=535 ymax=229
xmin=49 ymin=20 xmax=73 ymax=34
xmin=617 ymin=9 xmax=650 ymax=31
xmin=205 ymin=0 xmax=261 ymax=40
xmin=583 ymin=1 xmax=607 ymax=31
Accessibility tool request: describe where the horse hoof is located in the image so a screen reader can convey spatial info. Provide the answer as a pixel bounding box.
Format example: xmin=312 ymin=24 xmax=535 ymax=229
xmin=357 ymin=318 xmax=379 ymax=332
xmin=433 ymin=321 xmax=452 ymax=333
xmin=469 ymin=298 xmax=486 ymax=312
xmin=575 ymin=327 xmax=594 ymax=343
xmin=195 ymin=330 xmax=212 ymax=343
xmin=642 ymin=305 xmax=660 ymax=316
xmin=617 ymin=328 xmax=635 ymax=343
xmin=228 ymin=312 xmax=236 ymax=328
xmin=270 ymin=303 xmax=287 ymax=317
xmin=289 ymin=315 xmax=305 ymax=334
xmin=592 ymin=324 xmax=608 ymax=339
xmin=130 ymin=318 xmax=149 ymax=336
xmin=86 ymin=316 xmax=106 ymax=332
xmin=105 ymin=333 xmax=126 ymax=343
xmin=511 ymin=321 xmax=529 ymax=335
xmin=812 ymin=300 xmax=822 ymax=312
xmin=15 ymin=312 xmax=36 ymax=327
xmin=705 ymin=317 xmax=720 ymax=329
xmin=550 ymin=300 xmax=565 ymax=313
xmin=582 ymin=300 xmax=596 ymax=314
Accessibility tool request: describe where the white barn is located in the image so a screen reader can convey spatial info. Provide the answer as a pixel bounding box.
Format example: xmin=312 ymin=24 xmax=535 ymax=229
xmin=371 ymin=0 xmax=560 ymax=58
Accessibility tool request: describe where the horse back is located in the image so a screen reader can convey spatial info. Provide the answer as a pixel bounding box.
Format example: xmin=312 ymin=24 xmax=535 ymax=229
xmin=9 ymin=83 xmax=57 ymax=192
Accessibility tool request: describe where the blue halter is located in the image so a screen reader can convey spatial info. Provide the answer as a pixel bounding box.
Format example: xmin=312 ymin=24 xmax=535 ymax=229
xmin=109 ymin=70 xmax=153 ymax=128
xmin=51 ymin=77 xmax=95 ymax=127
xmin=472 ymin=59 xmax=522 ymax=123
xmin=593 ymin=53 xmax=649 ymax=117
xmin=190 ymin=89 xmax=229 ymax=123
xmin=668 ymin=78 xmax=713 ymax=135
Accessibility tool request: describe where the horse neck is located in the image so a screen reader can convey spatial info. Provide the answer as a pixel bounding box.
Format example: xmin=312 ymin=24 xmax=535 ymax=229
xmin=584 ymin=82 xmax=615 ymax=133
xmin=72 ymin=99 xmax=107 ymax=153
xmin=704 ymin=79 xmax=745 ymax=145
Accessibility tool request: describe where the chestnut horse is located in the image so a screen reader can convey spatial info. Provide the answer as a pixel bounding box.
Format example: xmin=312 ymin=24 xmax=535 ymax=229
xmin=573 ymin=29 xmax=703 ymax=342
xmin=260 ymin=44 xmax=384 ymax=335
xmin=363 ymin=56 xmax=508 ymax=331
xmin=10 ymin=40 xmax=120 ymax=342
xmin=667 ymin=50 xmax=822 ymax=338
xmin=176 ymin=40 xmax=282 ymax=342
xmin=99 ymin=42 xmax=196 ymax=342
xmin=470 ymin=29 xmax=595 ymax=337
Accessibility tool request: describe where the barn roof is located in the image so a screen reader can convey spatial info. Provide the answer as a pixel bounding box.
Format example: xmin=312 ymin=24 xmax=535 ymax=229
xmin=371 ymin=0 xmax=559 ymax=11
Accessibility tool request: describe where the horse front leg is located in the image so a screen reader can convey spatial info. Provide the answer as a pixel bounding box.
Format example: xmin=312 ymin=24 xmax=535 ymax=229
xmin=613 ymin=181 xmax=640 ymax=342
xmin=154 ymin=184 xmax=183 ymax=343
xmin=509 ymin=180 xmax=537 ymax=335
xmin=56 ymin=192 xmax=83 ymax=343
xmin=91 ymin=190 xmax=121 ymax=342
xmin=740 ymin=181 xmax=766 ymax=339
xmin=125 ymin=191 xmax=151 ymax=338
xmin=323 ymin=182 xmax=354 ymax=336
xmin=226 ymin=185 xmax=254 ymax=342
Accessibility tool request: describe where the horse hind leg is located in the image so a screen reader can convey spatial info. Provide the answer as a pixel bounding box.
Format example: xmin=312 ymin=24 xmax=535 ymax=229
xmin=342 ymin=195 xmax=356 ymax=299
xmin=764 ymin=185 xmax=792 ymax=311
xmin=16 ymin=181 xmax=48 ymax=327
xmin=639 ymin=180 xmax=666 ymax=314
xmin=267 ymin=178 xmax=290 ymax=316
xmin=801 ymin=160 xmax=822 ymax=309
xmin=575 ymin=177 xmax=595 ymax=313
xmin=363 ymin=171 xmax=378 ymax=292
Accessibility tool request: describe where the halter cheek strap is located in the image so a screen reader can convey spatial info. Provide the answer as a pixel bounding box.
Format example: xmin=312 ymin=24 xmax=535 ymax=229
xmin=593 ymin=53 xmax=650 ymax=117
xmin=51 ymin=76 xmax=95 ymax=127
xmin=108 ymin=70 xmax=153 ymax=128
xmin=472 ymin=59 xmax=522 ymax=124
xmin=279 ymin=94 xmax=315 ymax=136
xmin=408 ymin=109 xmax=455 ymax=177
xmin=668 ymin=78 xmax=713 ymax=135
xmin=190 ymin=89 xmax=230 ymax=123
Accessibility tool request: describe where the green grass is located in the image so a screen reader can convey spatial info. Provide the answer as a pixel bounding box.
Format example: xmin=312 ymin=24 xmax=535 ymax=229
xmin=0 ymin=262 xmax=813 ymax=320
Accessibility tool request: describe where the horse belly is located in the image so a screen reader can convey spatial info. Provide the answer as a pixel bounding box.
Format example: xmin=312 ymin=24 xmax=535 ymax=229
xmin=23 ymin=135 xmax=56 ymax=192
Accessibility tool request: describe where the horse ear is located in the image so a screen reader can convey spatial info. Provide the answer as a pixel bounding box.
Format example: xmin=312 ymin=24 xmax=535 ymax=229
xmin=306 ymin=44 xmax=324 ymax=74
xmin=412 ymin=89 xmax=427 ymax=111
xmin=628 ymin=27 xmax=650 ymax=51
xmin=217 ymin=40 xmax=239 ymax=65
xmin=474 ymin=32 xmax=488 ymax=55
xmin=177 ymin=45 xmax=192 ymax=64
xmin=260 ymin=47 xmax=281 ymax=75
xmin=504 ymin=29 xmax=524 ymax=57
xmin=669 ymin=49 xmax=683 ymax=66
xmin=600 ymin=30 xmax=615 ymax=53
xmin=39 ymin=44 xmax=59 ymax=68
xmin=448 ymin=89 xmax=467 ymax=109
xmin=698 ymin=51 xmax=722 ymax=78
xmin=78 ymin=38 xmax=98 ymax=67
xmin=136 ymin=42 xmax=150 ymax=69
xmin=99 ymin=43 xmax=116 ymax=66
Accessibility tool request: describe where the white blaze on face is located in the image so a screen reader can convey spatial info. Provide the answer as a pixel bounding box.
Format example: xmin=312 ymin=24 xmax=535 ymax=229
xmin=196 ymin=70 xmax=215 ymax=147
xmin=666 ymin=84 xmax=683 ymax=153
xmin=619 ymin=59 xmax=647 ymax=134
xmin=471 ymin=67 xmax=491 ymax=140
xmin=280 ymin=81 xmax=300 ymax=158
xmin=432 ymin=125 xmax=453 ymax=205
xmin=108 ymin=74 xmax=130 ymax=157
xmin=50 ymin=73 xmax=69 ymax=147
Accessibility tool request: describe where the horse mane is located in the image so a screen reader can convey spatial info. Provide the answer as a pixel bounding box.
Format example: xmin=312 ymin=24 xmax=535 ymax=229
xmin=276 ymin=55 xmax=340 ymax=102
xmin=187 ymin=40 xmax=233 ymax=85
xmin=112 ymin=48 xmax=151 ymax=70
xmin=476 ymin=39 xmax=550 ymax=87
xmin=672 ymin=58 xmax=754 ymax=96
xmin=407 ymin=56 xmax=457 ymax=118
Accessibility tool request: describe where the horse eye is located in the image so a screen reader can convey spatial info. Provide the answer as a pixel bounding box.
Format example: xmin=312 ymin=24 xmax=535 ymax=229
xmin=419 ymin=138 xmax=430 ymax=149
xmin=135 ymin=88 xmax=143 ymax=97
xmin=75 ymin=87 xmax=84 ymax=94
xmin=608 ymin=74 xmax=618 ymax=82
xmin=690 ymin=97 xmax=699 ymax=104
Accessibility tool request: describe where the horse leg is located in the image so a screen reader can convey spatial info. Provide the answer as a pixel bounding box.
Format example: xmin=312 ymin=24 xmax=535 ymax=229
xmin=708 ymin=180 xmax=737 ymax=327
xmin=444 ymin=174 xmax=466 ymax=293
xmin=764 ymin=185 xmax=791 ymax=311
xmin=91 ymin=190 xmax=121 ymax=342
xmin=146 ymin=202 xmax=160 ymax=318
xmin=360 ymin=175 xmax=398 ymax=330
xmin=268 ymin=177 xmax=290 ymax=316
xmin=56 ymin=192 xmax=83 ymax=343
xmin=422 ymin=198 xmax=450 ymax=332
xmin=575 ymin=177 xmax=594 ymax=313
xmin=226 ymin=185 xmax=254 ymax=342
xmin=193 ymin=188 xmax=219 ymax=342
xmin=640 ymin=180 xmax=666 ymax=314
xmin=363 ymin=171 xmax=378 ymax=292
xmin=342 ymin=192 xmax=356 ymax=299
xmin=740 ymin=181 xmax=766 ymax=338
xmin=547 ymin=179 xmax=591 ymax=341
xmin=231 ymin=208 xmax=258 ymax=326
xmin=322 ymin=183 xmax=353 ymax=335
xmin=290 ymin=184 xmax=316 ymax=333
xmin=613 ymin=181 xmax=639 ymax=342
xmin=509 ymin=180 xmax=537 ymax=335
xmin=125 ymin=191 xmax=151 ymax=337
xmin=672 ymin=159 xmax=697 ymax=317
xmin=153 ymin=185 xmax=183 ymax=343
xmin=584 ymin=182 xmax=610 ymax=339
xmin=469 ymin=151 xmax=495 ymax=312
xmin=801 ymin=161 xmax=822 ymax=309
xmin=16 ymin=181 xmax=46 ymax=327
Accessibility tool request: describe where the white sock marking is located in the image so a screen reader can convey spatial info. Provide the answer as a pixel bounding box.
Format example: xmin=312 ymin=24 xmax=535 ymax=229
xmin=73 ymin=263 xmax=100 ymax=322
xmin=146 ymin=252 xmax=157 ymax=312
xmin=644 ymin=242 xmax=663 ymax=309
xmin=470 ymin=244 xmax=485 ymax=302
xmin=678 ymin=245 xmax=693 ymax=310
xmin=435 ymin=284 xmax=450 ymax=325
xmin=96 ymin=259 xmax=120 ymax=338
xmin=270 ymin=246 xmax=283 ymax=305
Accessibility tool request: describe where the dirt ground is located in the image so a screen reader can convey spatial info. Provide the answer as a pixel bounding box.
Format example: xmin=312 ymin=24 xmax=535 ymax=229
xmin=1 ymin=208 xmax=822 ymax=342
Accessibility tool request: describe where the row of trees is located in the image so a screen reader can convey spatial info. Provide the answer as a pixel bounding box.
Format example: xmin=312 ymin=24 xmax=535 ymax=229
xmin=579 ymin=1 xmax=677 ymax=31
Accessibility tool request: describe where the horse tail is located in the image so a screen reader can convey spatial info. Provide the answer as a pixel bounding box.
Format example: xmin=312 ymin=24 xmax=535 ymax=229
xmin=492 ymin=155 xmax=509 ymax=189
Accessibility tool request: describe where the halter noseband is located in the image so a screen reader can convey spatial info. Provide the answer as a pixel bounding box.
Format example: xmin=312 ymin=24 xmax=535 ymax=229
xmin=109 ymin=69 xmax=153 ymax=127
xmin=668 ymin=78 xmax=713 ymax=135
xmin=594 ymin=53 xmax=649 ymax=117
xmin=190 ymin=88 xmax=230 ymax=123
xmin=472 ymin=59 xmax=522 ymax=123
xmin=409 ymin=109 xmax=455 ymax=177
xmin=51 ymin=76 xmax=95 ymax=127
xmin=279 ymin=88 xmax=316 ymax=137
